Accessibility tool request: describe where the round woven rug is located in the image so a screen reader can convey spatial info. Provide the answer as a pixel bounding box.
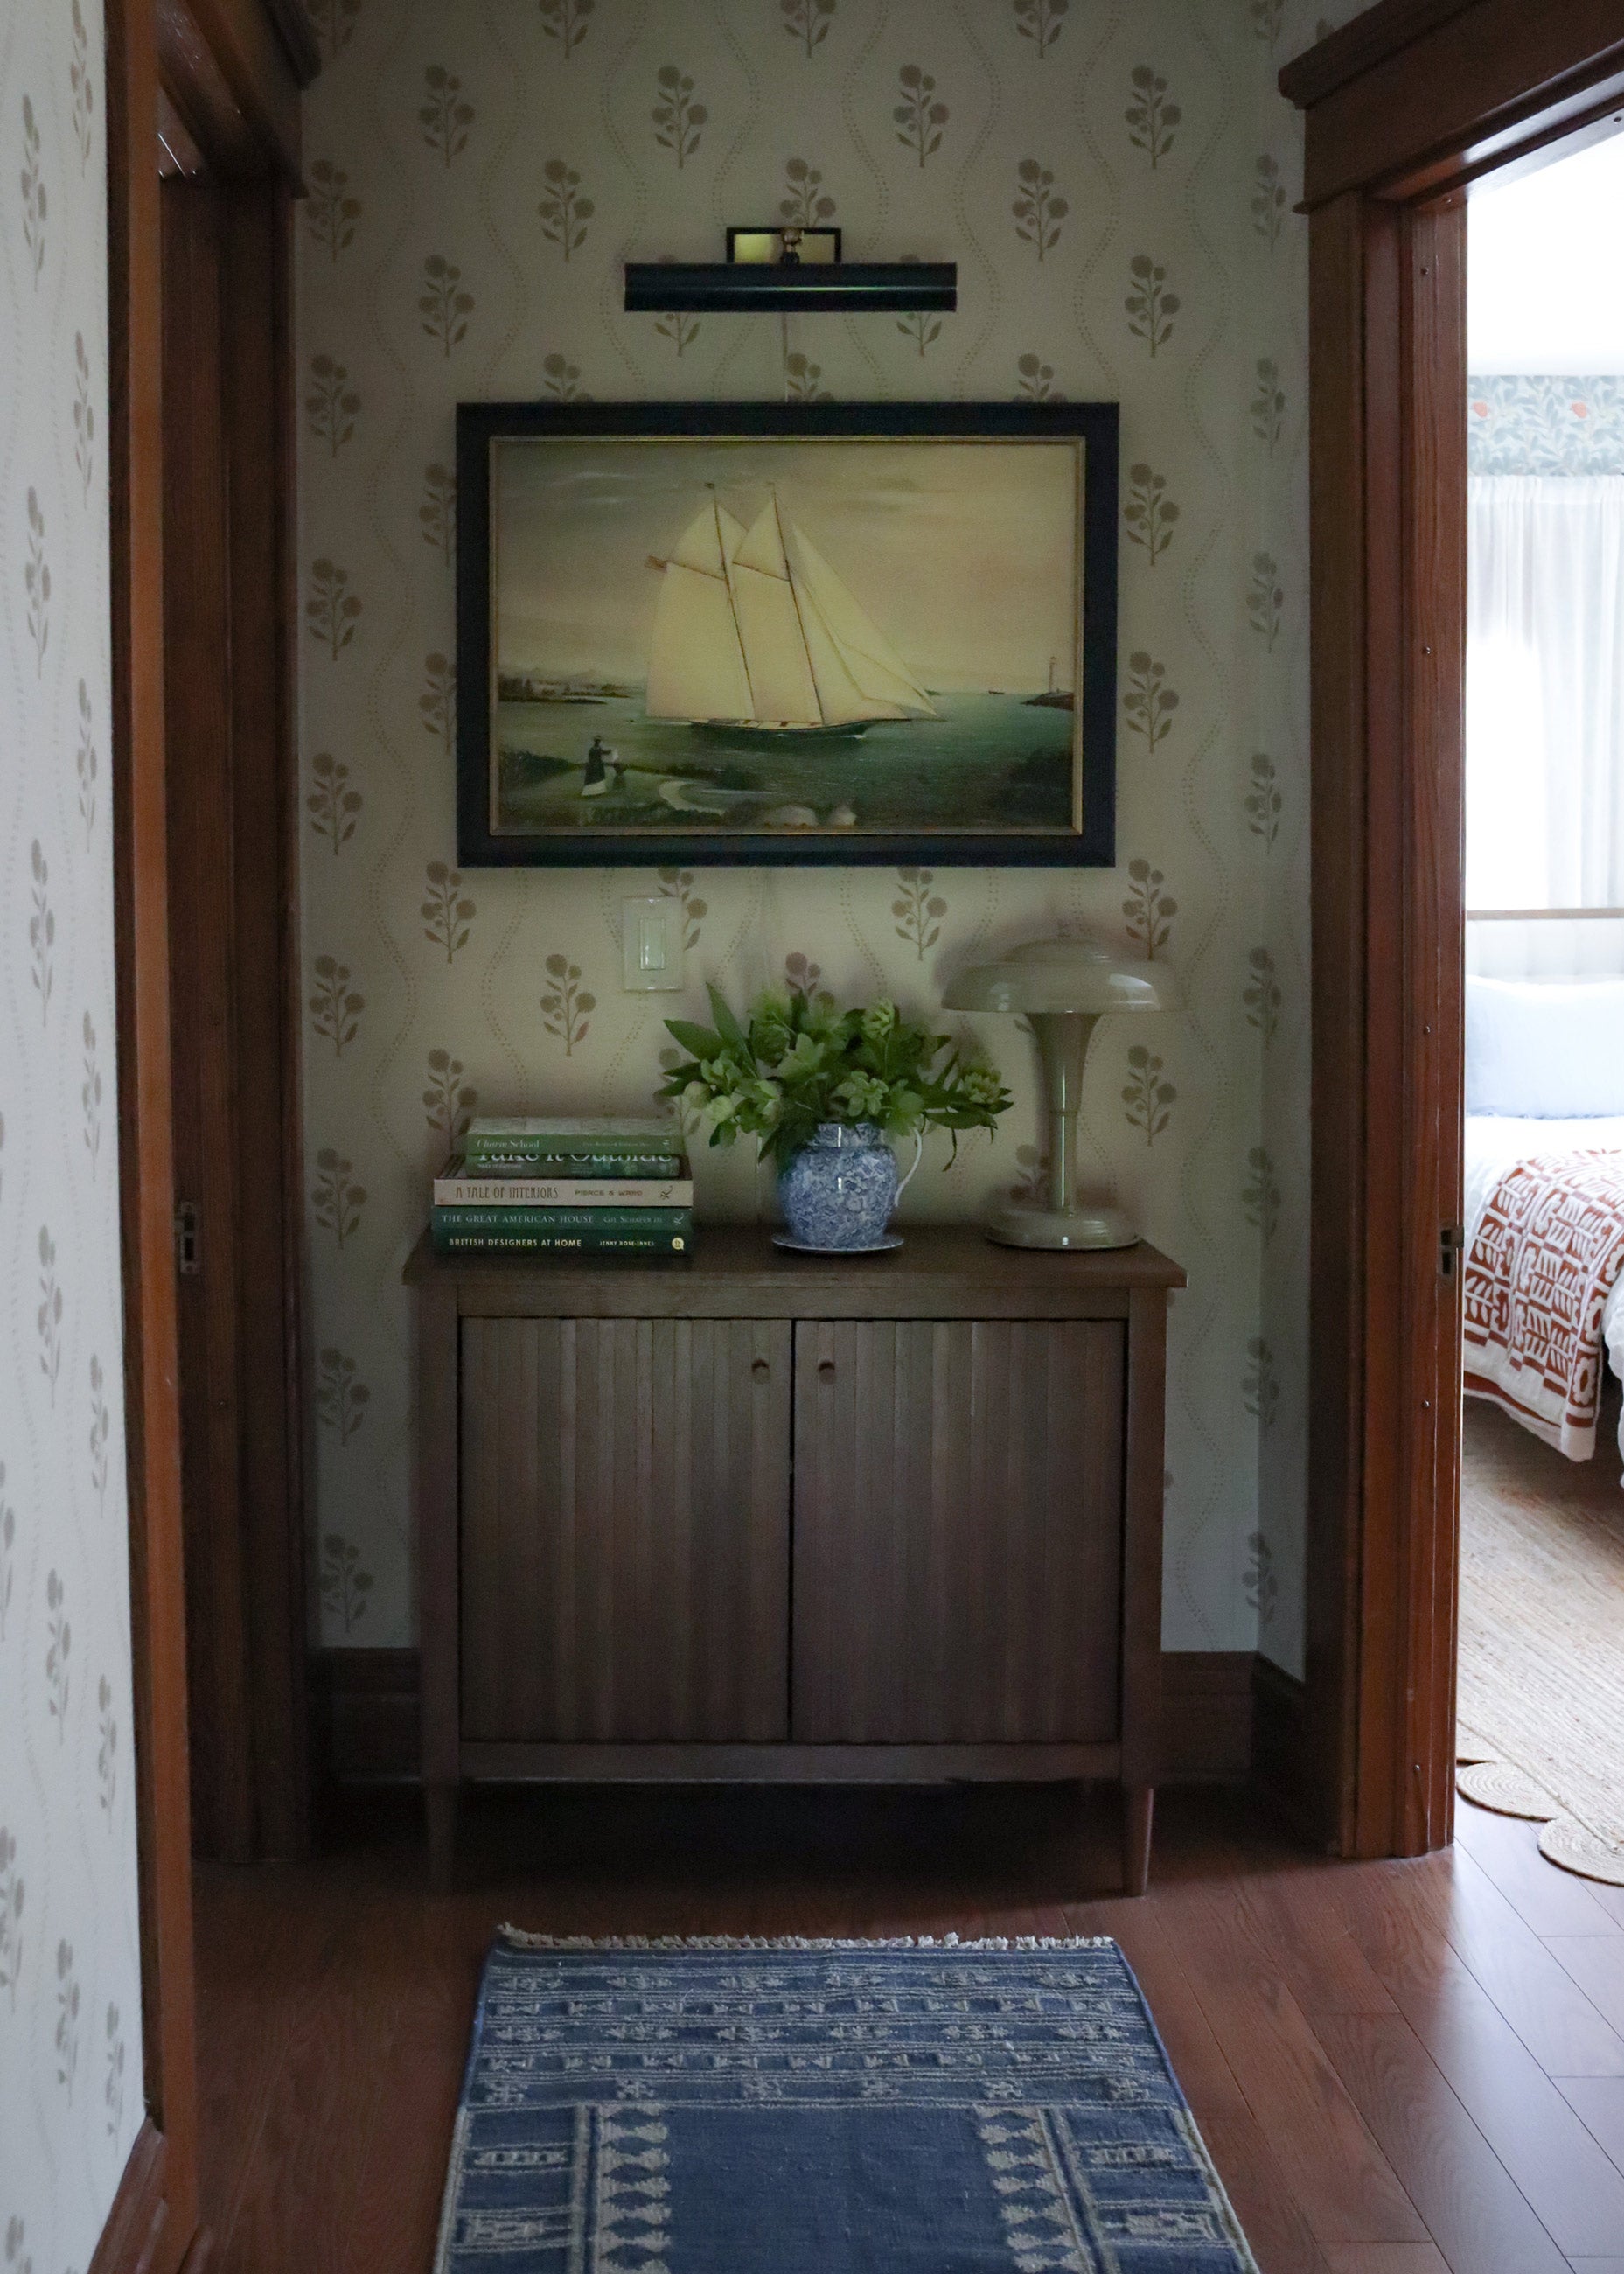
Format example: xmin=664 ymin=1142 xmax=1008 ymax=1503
xmin=1455 ymin=1401 xmax=1624 ymax=1887
xmin=1455 ymin=1758 xmax=1558 ymax=1820
xmin=1539 ymin=1817 xmax=1624 ymax=1887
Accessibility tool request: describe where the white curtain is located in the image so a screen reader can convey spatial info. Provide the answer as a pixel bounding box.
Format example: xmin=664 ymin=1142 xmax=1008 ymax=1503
xmin=1467 ymin=474 xmax=1624 ymax=910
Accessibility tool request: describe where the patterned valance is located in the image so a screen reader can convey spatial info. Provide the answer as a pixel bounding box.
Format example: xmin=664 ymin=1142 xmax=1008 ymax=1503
xmin=1469 ymin=374 xmax=1624 ymax=475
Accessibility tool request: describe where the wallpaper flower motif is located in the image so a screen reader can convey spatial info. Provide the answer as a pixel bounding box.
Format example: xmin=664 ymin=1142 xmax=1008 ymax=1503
xmin=1123 ymin=859 xmax=1177 ymax=958
xmin=1124 ymin=462 xmax=1180 ymax=564
xmin=1126 ymin=64 xmax=1181 ymax=169
xmin=782 ymin=0 xmax=835 ymax=58
xmin=295 ymin=0 xmax=1335 ymax=1677
xmin=0 ymin=0 xmax=144 ymax=2257
xmin=1014 ymin=0 xmax=1069 ymax=61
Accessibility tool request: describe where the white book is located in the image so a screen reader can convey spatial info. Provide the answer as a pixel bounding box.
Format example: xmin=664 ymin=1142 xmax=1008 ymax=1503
xmin=434 ymin=1170 xmax=694 ymax=1209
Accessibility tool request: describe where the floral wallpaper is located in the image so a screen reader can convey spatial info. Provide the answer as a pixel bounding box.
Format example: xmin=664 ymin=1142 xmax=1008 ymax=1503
xmin=0 ymin=0 xmax=146 ymax=2262
xmin=298 ymin=0 xmax=1346 ymax=1673
xmin=1468 ymin=373 xmax=1624 ymax=474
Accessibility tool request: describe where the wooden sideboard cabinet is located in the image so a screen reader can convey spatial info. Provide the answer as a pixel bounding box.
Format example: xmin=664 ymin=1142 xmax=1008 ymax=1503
xmin=405 ymin=1225 xmax=1184 ymax=1895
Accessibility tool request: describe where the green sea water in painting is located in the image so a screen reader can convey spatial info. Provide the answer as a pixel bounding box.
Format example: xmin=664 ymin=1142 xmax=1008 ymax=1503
xmin=494 ymin=690 xmax=1076 ymax=835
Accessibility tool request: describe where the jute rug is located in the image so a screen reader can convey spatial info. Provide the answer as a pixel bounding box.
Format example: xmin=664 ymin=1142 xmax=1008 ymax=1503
xmin=436 ymin=1935 xmax=1261 ymax=2272
xmin=1456 ymin=1396 xmax=1624 ymax=1884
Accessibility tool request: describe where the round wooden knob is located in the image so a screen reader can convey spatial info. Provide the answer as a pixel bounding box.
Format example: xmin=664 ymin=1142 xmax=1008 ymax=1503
xmin=818 ymin=1358 xmax=836 ymax=1381
xmin=750 ymin=1357 xmax=770 ymax=1379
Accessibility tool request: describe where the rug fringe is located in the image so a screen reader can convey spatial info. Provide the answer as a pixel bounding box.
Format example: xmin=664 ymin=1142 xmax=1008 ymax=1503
xmin=495 ymin=1928 xmax=1118 ymax=1951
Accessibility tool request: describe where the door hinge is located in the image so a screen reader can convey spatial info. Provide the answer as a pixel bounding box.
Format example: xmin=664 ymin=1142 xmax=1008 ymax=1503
xmin=1439 ymin=1223 xmax=1466 ymax=1279
xmin=175 ymin=1200 xmax=200 ymax=1276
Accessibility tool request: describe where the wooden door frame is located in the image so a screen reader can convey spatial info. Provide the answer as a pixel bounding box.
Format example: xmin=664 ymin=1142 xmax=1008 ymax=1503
xmin=102 ymin=0 xmax=315 ymax=2262
xmin=159 ymin=129 xmax=310 ymax=1865
xmin=1282 ymin=0 xmax=1624 ymax=1859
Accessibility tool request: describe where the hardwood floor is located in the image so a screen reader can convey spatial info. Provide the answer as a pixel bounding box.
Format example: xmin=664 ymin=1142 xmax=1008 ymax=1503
xmin=192 ymin=1782 xmax=1624 ymax=2271
xmin=1457 ymin=1392 xmax=1624 ymax=1848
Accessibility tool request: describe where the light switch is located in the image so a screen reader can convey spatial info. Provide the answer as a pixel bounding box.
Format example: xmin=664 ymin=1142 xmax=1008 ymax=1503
xmin=622 ymin=896 xmax=685 ymax=992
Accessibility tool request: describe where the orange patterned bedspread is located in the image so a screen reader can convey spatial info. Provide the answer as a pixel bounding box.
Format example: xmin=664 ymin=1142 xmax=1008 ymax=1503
xmin=1463 ymin=1151 xmax=1624 ymax=1459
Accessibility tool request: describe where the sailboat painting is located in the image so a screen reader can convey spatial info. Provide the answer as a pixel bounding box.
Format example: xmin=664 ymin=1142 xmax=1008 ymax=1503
xmin=647 ymin=488 xmax=943 ymax=743
xmin=457 ymin=405 xmax=1119 ymax=866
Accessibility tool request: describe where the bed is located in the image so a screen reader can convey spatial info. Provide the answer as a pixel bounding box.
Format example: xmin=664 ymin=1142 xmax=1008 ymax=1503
xmin=1463 ymin=973 xmax=1624 ymax=1476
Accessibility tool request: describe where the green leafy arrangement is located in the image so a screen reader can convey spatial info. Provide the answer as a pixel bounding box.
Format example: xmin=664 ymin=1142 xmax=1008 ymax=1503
xmin=660 ymin=985 xmax=1013 ymax=1171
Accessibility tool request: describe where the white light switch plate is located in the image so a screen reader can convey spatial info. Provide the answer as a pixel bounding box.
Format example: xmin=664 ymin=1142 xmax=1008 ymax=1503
xmin=622 ymin=896 xmax=685 ymax=992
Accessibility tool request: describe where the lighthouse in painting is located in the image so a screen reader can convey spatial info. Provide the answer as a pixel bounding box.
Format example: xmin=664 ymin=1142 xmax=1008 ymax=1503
xmin=645 ymin=490 xmax=939 ymax=741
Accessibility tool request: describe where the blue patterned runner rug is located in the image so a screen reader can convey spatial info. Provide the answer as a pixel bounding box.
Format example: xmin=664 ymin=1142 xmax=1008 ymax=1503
xmin=435 ymin=1934 xmax=1260 ymax=2272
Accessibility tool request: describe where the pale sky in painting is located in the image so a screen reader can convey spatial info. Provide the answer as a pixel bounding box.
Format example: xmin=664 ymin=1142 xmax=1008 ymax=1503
xmin=492 ymin=436 xmax=1081 ymax=694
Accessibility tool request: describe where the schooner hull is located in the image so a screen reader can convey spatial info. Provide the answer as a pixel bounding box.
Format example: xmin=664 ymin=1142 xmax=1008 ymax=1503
xmin=683 ymin=717 xmax=874 ymax=747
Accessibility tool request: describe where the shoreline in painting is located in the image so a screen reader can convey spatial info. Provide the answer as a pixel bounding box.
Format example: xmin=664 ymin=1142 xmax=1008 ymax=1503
xmin=493 ymin=688 xmax=1077 ymax=834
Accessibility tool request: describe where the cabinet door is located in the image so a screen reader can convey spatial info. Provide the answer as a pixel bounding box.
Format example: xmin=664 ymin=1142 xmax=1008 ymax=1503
xmin=460 ymin=1317 xmax=791 ymax=1742
xmin=791 ymin=1319 xmax=1125 ymax=1743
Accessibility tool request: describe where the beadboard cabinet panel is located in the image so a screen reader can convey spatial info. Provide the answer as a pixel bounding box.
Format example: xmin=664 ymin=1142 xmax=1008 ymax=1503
xmin=791 ymin=1319 xmax=1126 ymax=1744
xmin=459 ymin=1316 xmax=791 ymax=1743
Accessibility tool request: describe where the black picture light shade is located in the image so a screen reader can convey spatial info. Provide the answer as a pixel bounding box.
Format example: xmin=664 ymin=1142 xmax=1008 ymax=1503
xmin=623 ymin=262 xmax=958 ymax=315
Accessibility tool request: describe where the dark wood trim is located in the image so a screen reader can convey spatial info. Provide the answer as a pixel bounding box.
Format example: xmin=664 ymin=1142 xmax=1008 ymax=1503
xmin=459 ymin=1740 xmax=1126 ymax=1782
xmin=156 ymin=85 xmax=204 ymax=178
xmin=87 ymin=2121 xmax=171 ymax=2274
xmin=1397 ymin=195 xmax=1467 ymax=1858
xmin=313 ymin=1648 xmax=422 ymax=1782
xmin=316 ymin=1646 xmax=1257 ymax=1786
xmin=1251 ymin=1656 xmax=1314 ymax=1838
xmin=155 ymin=10 xmax=310 ymax=1864
xmin=1280 ymin=0 xmax=1480 ymax=108
xmin=162 ymin=171 xmax=254 ymax=1863
xmin=1285 ymin=0 xmax=1621 ymax=1859
xmin=415 ymin=1278 xmax=460 ymax=1894
xmin=156 ymin=0 xmax=305 ymax=183
xmin=1286 ymin=0 xmax=1624 ymax=207
xmin=223 ymin=173 xmax=310 ymax=1857
xmin=1121 ymin=1289 xmax=1169 ymax=1804
xmin=1161 ymin=1653 xmax=1255 ymax=1782
xmin=101 ymin=0 xmax=307 ymax=2253
xmin=106 ymin=0 xmax=202 ymax=2264
xmin=261 ymin=0 xmax=319 ymax=85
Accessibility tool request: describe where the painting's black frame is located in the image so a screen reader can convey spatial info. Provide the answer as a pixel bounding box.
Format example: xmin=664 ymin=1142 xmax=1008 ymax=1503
xmin=454 ymin=399 xmax=1119 ymax=868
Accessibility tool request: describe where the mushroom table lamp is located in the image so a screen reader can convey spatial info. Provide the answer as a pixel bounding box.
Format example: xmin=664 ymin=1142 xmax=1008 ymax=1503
xmin=944 ymin=933 xmax=1177 ymax=1251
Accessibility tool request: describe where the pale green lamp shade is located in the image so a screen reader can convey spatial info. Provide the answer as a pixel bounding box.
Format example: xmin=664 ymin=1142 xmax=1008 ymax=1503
xmin=944 ymin=933 xmax=1178 ymax=1016
xmin=944 ymin=932 xmax=1176 ymax=1250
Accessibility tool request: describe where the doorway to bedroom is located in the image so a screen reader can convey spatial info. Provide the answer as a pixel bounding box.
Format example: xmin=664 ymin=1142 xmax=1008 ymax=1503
xmin=1460 ymin=129 xmax=1624 ymax=1890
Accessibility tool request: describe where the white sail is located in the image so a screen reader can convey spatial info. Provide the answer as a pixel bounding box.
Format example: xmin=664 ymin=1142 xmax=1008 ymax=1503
xmin=784 ymin=522 xmax=939 ymax=720
xmin=645 ymin=499 xmax=755 ymax=722
xmin=645 ymin=487 xmax=937 ymax=730
xmin=728 ymin=500 xmax=824 ymax=726
xmin=794 ymin=590 xmax=908 ymax=725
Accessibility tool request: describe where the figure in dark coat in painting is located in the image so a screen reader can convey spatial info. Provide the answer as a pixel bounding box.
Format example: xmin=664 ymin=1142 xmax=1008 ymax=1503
xmin=581 ymin=735 xmax=619 ymax=799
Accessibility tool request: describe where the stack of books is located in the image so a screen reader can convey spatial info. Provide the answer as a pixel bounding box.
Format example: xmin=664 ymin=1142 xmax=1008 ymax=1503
xmin=430 ymin=1116 xmax=692 ymax=1258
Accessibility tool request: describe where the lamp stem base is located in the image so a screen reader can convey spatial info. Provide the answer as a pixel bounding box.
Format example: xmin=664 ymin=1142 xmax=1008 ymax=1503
xmin=985 ymin=1202 xmax=1137 ymax=1252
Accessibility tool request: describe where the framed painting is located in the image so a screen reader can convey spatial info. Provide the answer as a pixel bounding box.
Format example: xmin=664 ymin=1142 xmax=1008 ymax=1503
xmin=455 ymin=400 xmax=1118 ymax=867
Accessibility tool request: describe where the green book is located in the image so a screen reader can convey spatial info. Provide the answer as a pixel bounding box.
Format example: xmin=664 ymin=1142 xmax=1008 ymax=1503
xmin=430 ymin=1225 xmax=690 ymax=1257
xmin=464 ymin=1116 xmax=680 ymax=1163
xmin=431 ymin=1205 xmax=692 ymax=1236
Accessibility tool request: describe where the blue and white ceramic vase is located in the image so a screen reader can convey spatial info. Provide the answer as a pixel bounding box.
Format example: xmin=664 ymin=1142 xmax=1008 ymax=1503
xmin=777 ymin=1121 xmax=922 ymax=1250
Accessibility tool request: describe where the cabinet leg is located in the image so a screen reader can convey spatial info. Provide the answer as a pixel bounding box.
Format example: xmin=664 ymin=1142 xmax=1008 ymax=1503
xmin=1122 ymin=1783 xmax=1154 ymax=1896
xmin=426 ymin=1782 xmax=457 ymax=1894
